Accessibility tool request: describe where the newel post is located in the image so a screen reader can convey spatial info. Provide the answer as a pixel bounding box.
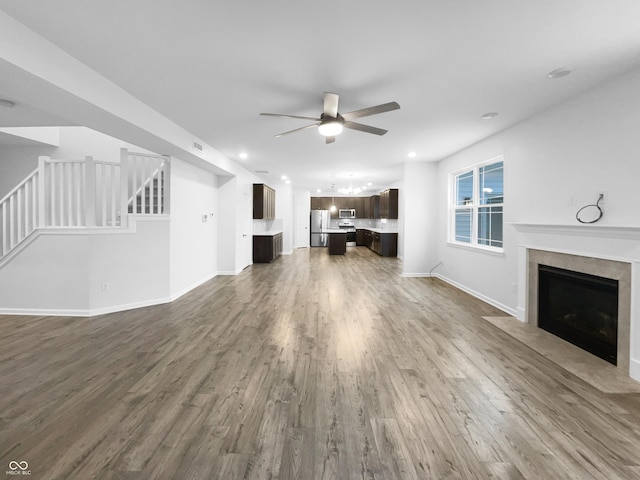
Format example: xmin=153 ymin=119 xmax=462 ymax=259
xmin=119 ymin=148 xmax=129 ymax=227
xmin=37 ymin=156 xmax=47 ymax=228
xmin=84 ymin=156 xmax=96 ymax=227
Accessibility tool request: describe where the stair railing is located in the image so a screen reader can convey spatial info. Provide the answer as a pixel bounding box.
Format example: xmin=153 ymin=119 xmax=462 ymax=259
xmin=1 ymin=150 xmax=170 ymax=262
xmin=124 ymin=149 xmax=170 ymax=216
xmin=0 ymin=168 xmax=40 ymax=258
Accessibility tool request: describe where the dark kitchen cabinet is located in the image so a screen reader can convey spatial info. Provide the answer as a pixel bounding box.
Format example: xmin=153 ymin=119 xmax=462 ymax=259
xmin=362 ymin=198 xmax=372 ymax=218
xmin=370 ymin=195 xmax=380 ymax=219
xmin=357 ymin=229 xmax=397 ymax=257
xmin=310 ymin=197 xmax=323 ymax=210
xmin=253 ymin=184 xmax=276 ymax=219
xmin=328 ymin=232 xmax=346 ymax=255
xmin=380 ymin=189 xmax=398 ymax=219
xmin=253 ymin=232 xmax=282 ymax=263
xmin=352 ymin=197 xmax=365 ymax=218
xmin=378 ymin=232 xmax=398 ymax=257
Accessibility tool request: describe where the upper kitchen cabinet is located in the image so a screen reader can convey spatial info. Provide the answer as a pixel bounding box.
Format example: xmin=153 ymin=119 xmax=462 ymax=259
xmin=253 ymin=183 xmax=276 ymax=219
xmin=352 ymin=197 xmax=365 ymax=218
xmin=370 ymin=195 xmax=381 ymax=219
xmin=380 ymin=189 xmax=398 ymax=219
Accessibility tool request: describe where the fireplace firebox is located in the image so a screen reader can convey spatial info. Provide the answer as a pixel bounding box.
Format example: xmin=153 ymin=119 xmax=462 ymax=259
xmin=538 ymin=264 xmax=618 ymax=365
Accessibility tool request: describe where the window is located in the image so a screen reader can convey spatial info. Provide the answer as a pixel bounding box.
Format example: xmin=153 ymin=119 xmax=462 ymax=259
xmin=451 ymin=157 xmax=504 ymax=250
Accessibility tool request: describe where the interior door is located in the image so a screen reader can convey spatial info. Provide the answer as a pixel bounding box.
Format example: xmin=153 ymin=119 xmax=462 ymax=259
xmin=294 ymin=190 xmax=311 ymax=248
xmin=239 ymin=187 xmax=252 ymax=268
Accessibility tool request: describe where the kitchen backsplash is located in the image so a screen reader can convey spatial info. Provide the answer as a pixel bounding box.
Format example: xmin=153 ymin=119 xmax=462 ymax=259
xmin=331 ymin=218 xmax=398 ymax=230
xmin=253 ymin=218 xmax=283 ymax=233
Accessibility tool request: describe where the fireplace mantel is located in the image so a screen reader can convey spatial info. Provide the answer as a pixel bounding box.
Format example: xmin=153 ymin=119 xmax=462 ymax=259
xmin=510 ymin=222 xmax=640 ymax=240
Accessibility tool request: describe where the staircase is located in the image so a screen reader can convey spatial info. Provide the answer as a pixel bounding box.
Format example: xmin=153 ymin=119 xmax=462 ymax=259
xmin=0 ymin=149 xmax=170 ymax=263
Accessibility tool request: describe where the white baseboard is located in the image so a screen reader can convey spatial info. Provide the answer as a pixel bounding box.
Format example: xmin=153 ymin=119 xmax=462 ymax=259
xmin=0 ymin=307 xmax=94 ymax=317
xmin=217 ymin=269 xmax=242 ymax=276
xmin=401 ymin=272 xmax=433 ymax=277
xmin=435 ymin=273 xmax=517 ymax=317
xmin=0 ymin=296 xmax=173 ymax=317
xmin=630 ymin=358 xmax=640 ymax=383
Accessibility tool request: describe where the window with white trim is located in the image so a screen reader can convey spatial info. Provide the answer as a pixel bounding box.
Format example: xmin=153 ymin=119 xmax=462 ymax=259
xmin=451 ymin=157 xmax=504 ymax=249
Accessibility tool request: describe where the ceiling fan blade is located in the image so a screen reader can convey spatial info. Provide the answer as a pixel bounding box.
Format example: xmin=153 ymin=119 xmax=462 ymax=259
xmin=343 ymin=121 xmax=388 ymax=136
xmin=325 ymin=136 xmax=336 ymax=144
xmin=323 ymin=92 xmax=339 ymax=118
xmin=260 ymin=113 xmax=320 ymax=121
xmin=341 ymin=101 xmax=400 ymax=121
xmin=274 ymin=122 xmax=320 ymax=137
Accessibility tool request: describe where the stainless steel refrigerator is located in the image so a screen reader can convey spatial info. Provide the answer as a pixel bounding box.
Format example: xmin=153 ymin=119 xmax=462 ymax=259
xmin=310 ymin=209 xmax=330 ymax=247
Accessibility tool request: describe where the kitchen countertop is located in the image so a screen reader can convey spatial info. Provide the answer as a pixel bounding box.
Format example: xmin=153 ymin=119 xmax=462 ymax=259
xmin=360 ymin=227 xmax=398 ymax=234
xmin=253 ymin=230 xmax=283 ymax=236
xmin=321 ymin=229 xmax=348 ymax=234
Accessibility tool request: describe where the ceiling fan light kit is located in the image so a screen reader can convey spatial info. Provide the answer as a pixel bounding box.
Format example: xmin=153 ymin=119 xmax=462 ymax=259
xmin=260 ymin=92 xmax=399 ymax=144
xmin=318 ymin=121 xmax=343 ymax=137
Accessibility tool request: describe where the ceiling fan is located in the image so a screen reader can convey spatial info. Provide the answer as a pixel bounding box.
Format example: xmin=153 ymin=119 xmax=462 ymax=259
xmin=260 ymin=92 xmax=400 ymax=144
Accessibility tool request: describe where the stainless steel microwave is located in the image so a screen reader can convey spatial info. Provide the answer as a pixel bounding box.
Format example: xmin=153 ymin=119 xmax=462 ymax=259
xmin=338 ymin=209 xmax=356 ymax=219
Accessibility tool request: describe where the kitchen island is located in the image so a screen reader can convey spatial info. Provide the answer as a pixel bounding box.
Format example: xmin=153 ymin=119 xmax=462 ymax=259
xmin=323 ymin=229 xmax=347 ymax=255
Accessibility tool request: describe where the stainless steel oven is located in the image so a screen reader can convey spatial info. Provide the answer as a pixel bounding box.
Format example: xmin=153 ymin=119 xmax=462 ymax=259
xmin=339 ymin=221 xmax=356 ymax=246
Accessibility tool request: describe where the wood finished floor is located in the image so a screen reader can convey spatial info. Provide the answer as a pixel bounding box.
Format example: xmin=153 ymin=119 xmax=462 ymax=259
xmin=1 ymin=247 xmax=640 ymax=479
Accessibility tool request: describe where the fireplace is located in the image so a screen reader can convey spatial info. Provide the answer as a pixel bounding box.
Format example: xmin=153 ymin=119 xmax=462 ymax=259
xmin=524 ymin=247 xmax=631 ymax=377
xmin=538 ymin=264 xmax=618 ymax=365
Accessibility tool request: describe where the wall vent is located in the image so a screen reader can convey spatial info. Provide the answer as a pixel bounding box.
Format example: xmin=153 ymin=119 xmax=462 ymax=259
xmin=193 ymin=142 xmax=203 ymax=151
xmin=255 ymin=169 xmax=270 ymax=174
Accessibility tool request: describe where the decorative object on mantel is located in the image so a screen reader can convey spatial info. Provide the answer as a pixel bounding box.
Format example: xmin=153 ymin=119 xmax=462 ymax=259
xmin=576 ymin=193 xmax=604 ymax=224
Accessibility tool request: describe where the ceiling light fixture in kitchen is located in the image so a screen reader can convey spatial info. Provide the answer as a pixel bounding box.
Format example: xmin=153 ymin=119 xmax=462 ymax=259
xmin=239 ymin=152 xmax=248 ymax=159
xmin=481 ymin=112 xmax=498 ymax=120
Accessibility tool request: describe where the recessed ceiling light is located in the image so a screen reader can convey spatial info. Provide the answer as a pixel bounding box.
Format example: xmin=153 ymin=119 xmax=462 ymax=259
xmin=280 ymin=175 xmax=287 ymax=180
xmin=285 ymin=179 xmax=291 ymax=184
xmin=316 ymin=189 xmax=322 ymax=193
xmin=547 ymin=68 xmax=571 ymax=79
xmin=0 ymin=99 xmax=16 ymax=108
xmin=408 ymin=151 xmax=416 ymax=158
xmin=481 ymin=112 xmax=499 ymax=120
xmin=367 ymin=182 xmax=372 ymax=186
xmin=239 ymin=152 xmax=248 ymax=160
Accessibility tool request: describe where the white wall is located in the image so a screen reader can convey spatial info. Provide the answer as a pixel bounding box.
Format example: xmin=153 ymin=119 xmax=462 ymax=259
xmin=293 ymin=188 xmax=311 ymax=249
xmin=275 ymin=183 xmax=293 ymax=254
xmin=169 ymin=158 xmax=217 ymax=299
xmin=402 ymin=161 xmax=438 ymax=275
xmin=216 ymin=175 xmax=237 ymax=274
xmin=88 ymin=218 xmax=171 ymax=313
xmin=0 ymin=234 xmax=90 ymax=313
xmin=435 ymin=65 xmax=640 ymax=314
xmin=0 ymin=144 xmax=56 ymax=197
xmin=0 ymin=217 xmax=170 ymax=315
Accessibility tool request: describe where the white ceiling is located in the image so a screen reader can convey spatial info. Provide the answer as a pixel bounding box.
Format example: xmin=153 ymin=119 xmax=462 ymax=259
xmin=1 ymin=1 xmax=640 ymax=192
